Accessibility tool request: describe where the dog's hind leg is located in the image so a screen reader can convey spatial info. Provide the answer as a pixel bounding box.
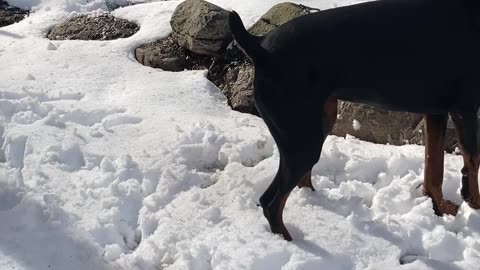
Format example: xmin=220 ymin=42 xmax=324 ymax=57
xmin=297 ymin=96 xmax=338 ymax=191
xmin=297 ymin=171 xmax=314 ymax=191
xmin=423 ymin=114 xmax=459 ymax=216
xmin=451 ymin=112 xmax=480 ymax=209
xmin=259 ymin=103 xmax=327 ymax=240
xmin=261 ymin=140 xmax=324 ymax=241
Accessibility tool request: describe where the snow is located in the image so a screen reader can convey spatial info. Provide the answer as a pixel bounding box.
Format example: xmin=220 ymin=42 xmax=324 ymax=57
xmin=352 ymin=119 xmax=361 ymax=131
xmin=1 ymin=0 xmax=480 ymax=269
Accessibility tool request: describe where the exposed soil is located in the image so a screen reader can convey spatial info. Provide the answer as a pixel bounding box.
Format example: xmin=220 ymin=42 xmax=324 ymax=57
xmin=47 ymin=14 xmax=139 ymax=40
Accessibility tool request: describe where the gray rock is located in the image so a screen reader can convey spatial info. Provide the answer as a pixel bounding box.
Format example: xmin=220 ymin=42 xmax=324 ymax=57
xmin=409 ymin=117 xmax=459 ymax=152
xmin=248 ymin=2 xmax=317 ymax=36
xmin=135 ymin=35 xmax=212 ymax=72
xmin=136 ymin=43 xmax=188 ymax=72
xmin=0 ymin=1 xmax=29 ymax=27
xmin=170 ymin=0 xmax=231 ymax=56
xmin=332 ymin=102 xmax=423 ymax=145
xmin=153 ymin=57 xmax=188 ymax=72
xmin=222 ymin=64 xmax=256 ymax=114
xmin=328 ymin=101 xmax=460 ymax=152
xmin=48 ymin=14 xmax=139 ymax=40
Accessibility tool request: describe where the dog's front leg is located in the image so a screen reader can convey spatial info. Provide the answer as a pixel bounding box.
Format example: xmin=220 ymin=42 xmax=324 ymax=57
xmin=423 ymin=114 xmax=459 ymax=216
xmin=451 ymin=112 xmax=480 ymax=209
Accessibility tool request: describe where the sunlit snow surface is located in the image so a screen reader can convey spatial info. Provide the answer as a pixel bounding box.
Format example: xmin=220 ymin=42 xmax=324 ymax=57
xmin=1 ymin=0 xmax=480 ymax=269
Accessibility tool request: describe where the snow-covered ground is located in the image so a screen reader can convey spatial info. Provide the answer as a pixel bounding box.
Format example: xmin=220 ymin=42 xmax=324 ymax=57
xmin=1 ymin=0 xmax=480 ymax=269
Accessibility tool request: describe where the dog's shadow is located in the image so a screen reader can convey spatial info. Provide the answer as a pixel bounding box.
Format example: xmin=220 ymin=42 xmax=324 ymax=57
xmin=261 ymin=222 xmax=333 ymax=259
xmin=290 ymin=228 xmax=354 ymax=270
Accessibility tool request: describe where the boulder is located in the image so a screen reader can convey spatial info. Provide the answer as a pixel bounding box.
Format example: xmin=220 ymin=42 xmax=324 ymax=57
xmin=331 ymin=102 xmax=459 ymax=151
xmin=0 ymin=1 xmax=29 ymax=27
xmin=222 ymin=63 xmax=256 ymax=115
xmin=248 ymin=2 xmax=318 ymax=36
xmin=48 ymin=14 xmax=139 ymax=40
xmin=135 ymin=35 xmax=212 ymax=72
xmin=332 ymin=102 xmax=423 ymax=145
xmin=170 ymin=0 xmax=231 ymax=56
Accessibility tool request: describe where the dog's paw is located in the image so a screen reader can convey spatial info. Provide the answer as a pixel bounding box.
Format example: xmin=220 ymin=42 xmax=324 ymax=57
xmin=436 ymin=200 xmax=459 ymax=216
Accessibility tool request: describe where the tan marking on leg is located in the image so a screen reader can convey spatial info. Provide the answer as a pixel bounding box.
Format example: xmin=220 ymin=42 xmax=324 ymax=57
xmin=423 ymin=114 xmax=459 ymax=216
xmin=263 ymin=191 xmax=292 ymax=241
xmin=324 ymin=96 xmax=338 ymax=134
xmin=462 ymin=154 xmax=480 ymax=208
xmin=297 ymin=171 xmax=314 ymax=190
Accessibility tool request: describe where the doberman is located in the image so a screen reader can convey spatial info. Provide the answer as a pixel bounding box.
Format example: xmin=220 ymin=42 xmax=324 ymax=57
xmin=229 ymin=0 xmax=480 ymax=241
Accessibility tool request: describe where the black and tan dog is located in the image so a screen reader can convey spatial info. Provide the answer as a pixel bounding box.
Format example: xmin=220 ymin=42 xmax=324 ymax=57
xmin=229 ymin=0 xmax=480 ymax=241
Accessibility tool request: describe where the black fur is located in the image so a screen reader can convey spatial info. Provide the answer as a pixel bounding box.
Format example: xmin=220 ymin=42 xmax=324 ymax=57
xmin=230 ymin=0 xmax=480 ymax=240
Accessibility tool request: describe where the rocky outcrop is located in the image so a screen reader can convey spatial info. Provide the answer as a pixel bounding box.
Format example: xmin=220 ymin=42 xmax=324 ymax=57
xmin=170 ymin=0 xmax=231 ymax=56
xmin=332 ymin=102 xmax=423 ymax=145
xmin=47 ymin=14 xmax=139 ymax=40
xmin=0 ymin=1 xmax=29 ymax=27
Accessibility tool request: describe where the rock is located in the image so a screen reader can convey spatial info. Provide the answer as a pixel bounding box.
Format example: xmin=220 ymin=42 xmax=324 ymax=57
xmin=332 ymin=102 xmax=423 ymax=145
xmin=135 ymin=35 xmax=212 ymax=72
xmin=331 ymin=101 xmax=459 ymax=152
xmin=170 ymin=0 xmax=231 ymax=56
xmin=248 ymin=2 xmax=318 ymax=36
xmin=223 ymin=64 xmax=256 ymax=115
xmin=47 ymin=14 xmax=139 ymax=40
xmin=0 ymin=1 xmax=29 ymax=27
xmin=154 ymin=57 xmax=188 ymax=72
xmin=409 ymin=117 xmax=459 ymax=152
